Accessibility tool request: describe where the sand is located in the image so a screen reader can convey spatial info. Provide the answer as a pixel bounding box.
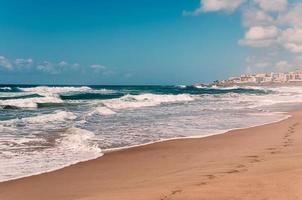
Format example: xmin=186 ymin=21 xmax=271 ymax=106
xmin=1 ymin=110 xmax=302 ymax=200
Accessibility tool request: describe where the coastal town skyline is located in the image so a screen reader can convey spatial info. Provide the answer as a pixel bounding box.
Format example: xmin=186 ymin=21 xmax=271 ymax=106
xmin=216 ymin=69 xmax=302 ymax=85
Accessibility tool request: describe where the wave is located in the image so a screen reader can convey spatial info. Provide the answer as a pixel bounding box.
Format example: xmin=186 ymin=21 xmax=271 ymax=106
xmin=175 ymin=85 xmax=187 ymax=88
xmin=0 ymin=87 xmax=12 ymax=92
xmin=19 ymin=86 xmax=92 ymax=96
xmin=0 ymin=127 xmax=102 ymax=182
xmin=60 ymin=92 xmax=124 ymax=100
xmin=88 ymin=107 xmax=116 ymax=116
xmin=0 ymin=94 xmax=42 ymax=100
xmin=193 ymin=85 xmax=207 ymax=89
xmin=0 ymin=86 xmax=96 ymax=109
xmin=23 ymin=111 xmax=77 ymax=124
xmin=0 ymin=85 xmax=271 ymax=105
xmin=0 ymin=111 xmax=77 ymax=128
xmin=0 ymin=124 xmax=16 ymax=132
xmin=58 ymin=127 xmax=101 ymax=152
xmin=102 ymin=93 xmax=195 ymax=109
xmin=0 ymin=87 xmax=22 ymax=92
xmin=0 ymin=96 xmax=63 ymax=108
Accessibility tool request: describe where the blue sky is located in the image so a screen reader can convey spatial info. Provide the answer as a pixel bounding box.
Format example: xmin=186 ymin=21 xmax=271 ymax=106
xmin=0 ymin=0 xmax=300 ymax=85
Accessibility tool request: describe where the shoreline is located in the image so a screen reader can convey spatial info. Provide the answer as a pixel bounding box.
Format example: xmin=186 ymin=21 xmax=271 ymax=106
xmin=1 ymin=110 xmax=302 ymax=199
xmin=0 ymin=112 xmax=290 ymax=183
xmin=103 ymin=112 xmax=290 ymax=153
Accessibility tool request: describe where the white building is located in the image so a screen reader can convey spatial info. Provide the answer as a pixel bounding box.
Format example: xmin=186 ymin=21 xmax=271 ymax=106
xmin=223 ymin=69 xmax=302 ymax=85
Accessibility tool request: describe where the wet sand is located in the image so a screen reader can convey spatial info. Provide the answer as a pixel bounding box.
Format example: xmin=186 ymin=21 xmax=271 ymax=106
xmin=1 ymin=111 xmax=302 ymax=200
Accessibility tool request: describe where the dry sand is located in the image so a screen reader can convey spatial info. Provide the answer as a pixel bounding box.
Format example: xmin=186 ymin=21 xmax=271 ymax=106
xmin=1 ymin=110 xmax=302 ymax=200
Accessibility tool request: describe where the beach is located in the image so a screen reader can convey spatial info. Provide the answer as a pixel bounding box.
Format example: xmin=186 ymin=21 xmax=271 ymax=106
xmin=1 ymin=110 xmax=302 ymax=200
xmin=2 ymin=0 xmax=302 ymax=199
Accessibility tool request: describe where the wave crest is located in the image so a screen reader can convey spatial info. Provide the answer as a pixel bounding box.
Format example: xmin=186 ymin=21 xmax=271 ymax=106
xmin=102 ymin=93 xmax=195 ymax=109
xmin=0 ymin=96 xmax=63 ymax=108
xmin=19 ymin=86 xmax=92 ymax=96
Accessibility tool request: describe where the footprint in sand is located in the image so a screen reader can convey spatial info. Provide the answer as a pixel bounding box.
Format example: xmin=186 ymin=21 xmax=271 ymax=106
xmin=195 ymin=182 xmax=208 ymax=186
xmin=270 ymin=151 xmax=280 ymax=154
xmin=204 ymin=174 xmax=216 ymax=180
xmin=225 ymin=169 xmax=241 ymax=174
xmin=293 ymin=122 xmax=299 ymax=127
xmin=245 ymin=155 xmax=262 ymax=163
xmin=160 ymin=189 xmax=183 ymax=200
xmin=171 ymin=190 xmax=182 ymax=195
xmin=236 ymin=164 xmax=246 ymax=168
xmin=236 ymin=164 xmax=248 ymax=172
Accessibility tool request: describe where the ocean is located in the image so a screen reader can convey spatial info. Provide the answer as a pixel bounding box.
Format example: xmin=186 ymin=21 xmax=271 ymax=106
xmin=0 ymin=84 xmax=301 ymax=182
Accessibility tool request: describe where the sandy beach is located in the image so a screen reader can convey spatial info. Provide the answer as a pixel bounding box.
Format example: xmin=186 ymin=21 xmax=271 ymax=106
xmin=1 ymin=110 xmax=302 ymax=200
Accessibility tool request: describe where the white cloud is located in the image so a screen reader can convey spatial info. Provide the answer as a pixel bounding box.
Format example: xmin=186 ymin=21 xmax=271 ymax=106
xmin=277 ymin=3 xmax=302 ymax=28
xmin=294 ymin=55 xmax=302 ymax=64
xmin=14 ymin=58 xmax=33 ymax=68
xmin=37 ymin=61 xmax=58 ymax=74
xmin=202 ymin=0 xmax=244 ymax=12
xmin=245 ymin=53 xmax=297 ymax=73
xmin=58 ymin=61 xmax=68 ymax=67
xmin=0 ymin=55 xmax=118 ymax=77
xmin=90 ymin=64 xmax=114 ymax=76
xmin=275 ymin=60 xmax=292 ymax=72
xmin=240 ymin=2 xmax=302 ymax=54
xmin=239 ymin=26 xmax=279 ymax=47
xmin=246 ymin=55 xmax=273 ymax=70
xmin=71 ymin=63 xmax=80 ymax=70
xmin=187 ymin=0 xmax=302 ymax=73
xmin=254 ymin=0 xmax=287 ymax=12
xmin=279 ymin=28 xmax=302 ymax=53
xmin=183 ymin=0 xmax=244 ymax=15
xmin=0 ymin=56 xmax=13 ymax=69
xmin=245 ymin=26 xmax=278 ymax=40
xmin=242 ymin=9 xmax=274 ymax=27
xmin=90 ymin=64 xmax=106 ymax=70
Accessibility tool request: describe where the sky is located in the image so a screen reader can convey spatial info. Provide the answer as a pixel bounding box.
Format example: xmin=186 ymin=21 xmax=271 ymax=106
xmin=0 ymin=0 xmax=301 ymax=85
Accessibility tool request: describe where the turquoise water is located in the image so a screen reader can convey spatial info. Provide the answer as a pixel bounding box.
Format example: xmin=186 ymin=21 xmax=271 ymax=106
xmin=0 ymin=85 xmax=300 ymax=181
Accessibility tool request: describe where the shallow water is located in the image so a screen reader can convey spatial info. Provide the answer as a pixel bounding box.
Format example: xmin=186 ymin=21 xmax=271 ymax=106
xmin=0 ymin=85 xmax=301 ymax=181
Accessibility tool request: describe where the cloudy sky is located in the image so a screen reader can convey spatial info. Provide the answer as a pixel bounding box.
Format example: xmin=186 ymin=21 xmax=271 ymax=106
xmin=0 ymin=0 xmax=301 ymax=85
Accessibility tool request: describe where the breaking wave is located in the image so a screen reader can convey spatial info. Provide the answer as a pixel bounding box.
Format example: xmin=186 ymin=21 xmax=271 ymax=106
xmin=102 ymin=93 xmax=195 ymax=109
xmin=19 ymin=86 xmax=92 ymax=96
xmin=2 ymin=84 xmax=302 ymax=182
xmin=0 ymin=96 xmax=63 ymax=108
xmin=0 ymin=87 xmax=22 ymax=92
xmin=21 ymin=111 xmax=77 ymax=124
xmin=0 ymin=127 xmax=102 ymax=182
xmin=88 ymin=107 xmax=116 ymax=116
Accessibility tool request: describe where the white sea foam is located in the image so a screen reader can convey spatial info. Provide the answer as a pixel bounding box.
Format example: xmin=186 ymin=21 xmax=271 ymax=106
xmin=0 ymin=127 xmax=102 ymax=182
xmin=102 ymin=93 xmax=195 ymax=109
xmin=0 ymin=87 xmax=12 ymax=91
xmin=23 ymin=111 xmax=77 ymax=124
xmin=0 ymin=92 xmax=32 ymax=98
xmin=90 ymin=107 xmax=116 ymax=115
xmin=194 ymin=85 xmax=206 ymax=89
xmin=0 ymin=96 xmax=63 ymax=108
xmin=58 ymin=127 xmax=100 ymax=151
xmin=19 ymin=86 xmax=92 ymax=96
xmin=176 ymin=85 xmax=187 ymax=88
xmin=0 ymin=124 xmax=16 ymax=132
xmin=0 ymin=111 xmax=77 ymax=132
xmin=0 ymin=86 xmax=117 ymax=108
xmin=2 ymin=85 xmax=302 ymax=183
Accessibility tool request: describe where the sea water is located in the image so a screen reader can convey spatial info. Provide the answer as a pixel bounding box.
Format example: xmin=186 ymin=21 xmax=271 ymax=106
xmin=0 ymin=85 xmax=301 ymax=181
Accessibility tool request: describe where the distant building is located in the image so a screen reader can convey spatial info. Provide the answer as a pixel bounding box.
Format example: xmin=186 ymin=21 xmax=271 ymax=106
xmin=288 ymin=70 xmax=302 ymax=82
xmin=220 ymin=69 xmax=302 ymax=85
